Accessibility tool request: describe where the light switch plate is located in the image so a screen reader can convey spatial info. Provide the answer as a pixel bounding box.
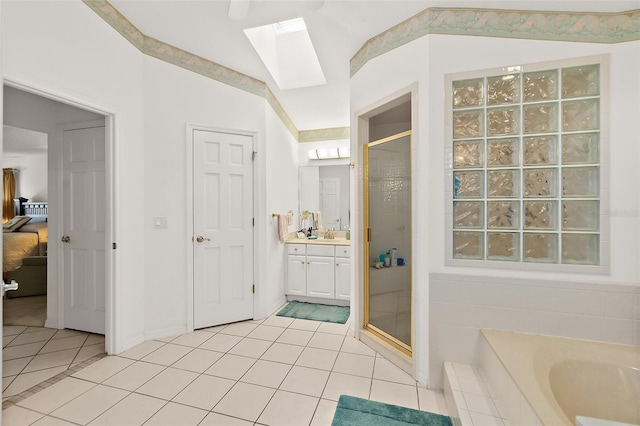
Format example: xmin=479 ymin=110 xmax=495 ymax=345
xmin=154 ymin=217 xmax=168 ymax=228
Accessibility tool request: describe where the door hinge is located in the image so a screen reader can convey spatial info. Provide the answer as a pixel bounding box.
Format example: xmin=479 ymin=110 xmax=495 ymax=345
xmin=252 ymin=284 xmax=255 ymax=294
xmin=252 ymin=217 xmax=255 ymax=227
xmin=112 ymin=242 xmax=117 ymax=249
xmin=367 ymin=228 xmax=372 ymax=242
xmin=252 ymin=151 xmax=257 ymax=161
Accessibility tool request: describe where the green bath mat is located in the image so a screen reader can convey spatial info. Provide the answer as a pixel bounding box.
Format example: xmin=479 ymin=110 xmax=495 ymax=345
xmin=276 ymin=301 xmax=350 ymax=324
xmin=331 ymin=395 xmax=452 ymax=426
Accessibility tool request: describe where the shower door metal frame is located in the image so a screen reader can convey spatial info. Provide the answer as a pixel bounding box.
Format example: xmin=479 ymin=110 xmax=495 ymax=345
xmin=363 ymin=129 xmax=413 ymax=356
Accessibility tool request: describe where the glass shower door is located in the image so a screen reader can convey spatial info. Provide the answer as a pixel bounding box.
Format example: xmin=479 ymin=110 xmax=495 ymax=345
xmin=364 ymin=130 xmax=412 ymax=354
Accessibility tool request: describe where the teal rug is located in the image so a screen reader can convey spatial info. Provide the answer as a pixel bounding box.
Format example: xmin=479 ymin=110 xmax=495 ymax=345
xmin=331 ymin=395 xmax=452 ymax=426
xmin=276 ymin=301 xmax=350 ymax=324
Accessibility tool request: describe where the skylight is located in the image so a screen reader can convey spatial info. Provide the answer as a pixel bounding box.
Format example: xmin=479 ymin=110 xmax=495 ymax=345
xmin=244 ymin=17 xmax=326 ymax=90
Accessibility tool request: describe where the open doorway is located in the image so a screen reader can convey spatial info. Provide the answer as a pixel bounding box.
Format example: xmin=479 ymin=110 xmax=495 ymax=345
xmin=2 ymin=85 xmax=104 ymax=327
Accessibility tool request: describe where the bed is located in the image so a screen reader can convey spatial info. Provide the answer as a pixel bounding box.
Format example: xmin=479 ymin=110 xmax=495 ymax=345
xmin=3 ymin=202 xmax=48 ymax=274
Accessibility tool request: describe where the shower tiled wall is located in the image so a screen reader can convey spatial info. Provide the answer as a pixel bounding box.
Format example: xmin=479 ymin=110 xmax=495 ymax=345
xmin=429 ymin=272 xmax=639 ymax=389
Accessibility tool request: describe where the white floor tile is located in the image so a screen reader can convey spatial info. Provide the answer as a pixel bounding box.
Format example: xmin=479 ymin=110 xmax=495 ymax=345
xmin=89 ymin=392 xmax=166 ymax=426
xmin=240 ymin=359 xmax=291 ymax=388
xmin=72 ymin=355 xmax=134 ymax=383
xmin=213 ymin=382 xmax=275 ymax=422
xmin=39 ymin=335 xmax=87 ymax=354
xmin=289 ymin=318 xmax=322 ymax=332
xmin=22 ymin=348 xmax=79 ymax=374
xmin=198 ymin=333 xmax=242 ymax=353
xmin=32 ymin=415 xmax=78 ymax=425
xmin=340 ymin=336 xmax=376 ymax=356
xmin=322 ymin=372 xmax=371 ymax=401
xmin=295 ymin=347 xmax=338 ymax=371
xmin=172 ymin=374 xmax=235 ymax=410
xmin=307 ymin=332 xmax=345 ymax=351
xmin=373 ymin=357 xmax=416 ymax=385
xmin=3 ymin=325 xmax=28 ymax=336
xmin=275 ymin=328 xmax=314 ymax=346
xmin=144 ymin=401 xmax=208 ymax=426
xmin=119 ymin=340 xmax=166 ymax=360
xmin=316 ymin=322 xmax=349 ymax=335
xmin=50 ymin=384 xmax=129 ymax=424
xmin=3 ymin=366 xmax=67 ymax=397
xmin=73 ymin=343 xmax=106 ymax=364
xmin=227 ymin=337 xmax=272 ymax=359
xmin=7 ymin=329 xmax=57 ymax=346
xmin=3 ymin=341 xmax=47 ymax=361
xmin=3 ymin=356 xmax=32 ymax=377
xmin=1 ymin=405 xmax=44 ymax=425
xmin=369 ymin=379 xmax=419 ymax=409
xmin=261 ymin=315 xmax=295 ymax=328
xmin=102 ymin=361 xmax=165 ymax=391
xmin=418 ymin=387 xmax=449 ymax=416
xmin=205 ymin=353 xmax=256 ymax=380
xmin=171 ymin=348 xmax=223 ymax=373
xmin=52 ymin=329 xmax=86 ymax=339
xmin=169 ymin=331 xmax=214 ymax=348
xmin=141 ymin=343 xmax=193 ymax=366
xmin=136 ymin=367 xmax=199 ymax=401
xmin=280 ymin=365 xmax=330 ymax=397
xmin=85 ymin=334 xmax=105 ymax=346
xmin=219 ymin=322 xmax=258 ymax=337
xmin=311 ymin=398 xmax=338 ymax=426
xmin=332 ymin=352 xmax=375 ymax=378
xmin=260 ymin=342 xmax=304 ymax=365
xmin=199 ymin=412 xmax=253 ymax=425
xmin=247 ymin=324 xmax=286 ymax=341
xmin=17 ymin=377 xmax=95 ymax=414
xmin=258 ymin=390 xmax=319 ymax=426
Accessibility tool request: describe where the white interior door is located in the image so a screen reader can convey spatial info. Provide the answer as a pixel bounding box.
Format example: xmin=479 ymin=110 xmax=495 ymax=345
xmin=320 ymin=178 xmax=340 ymax=230
xmin=62 ymin=125 xmax=106 ymax=334
xmin=193 ymin=130 xmax=253 ymax=329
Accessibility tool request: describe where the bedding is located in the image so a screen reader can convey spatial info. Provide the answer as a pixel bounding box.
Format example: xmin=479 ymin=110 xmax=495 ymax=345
xmin=3 ymin=222 xmax=48 ymax=273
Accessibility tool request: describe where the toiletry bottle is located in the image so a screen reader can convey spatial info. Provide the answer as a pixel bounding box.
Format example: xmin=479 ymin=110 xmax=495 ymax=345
xmin=384 ymin=251 xmax=391 ymax=267
xmin=391 ymin=248 xmax=397 ymax=267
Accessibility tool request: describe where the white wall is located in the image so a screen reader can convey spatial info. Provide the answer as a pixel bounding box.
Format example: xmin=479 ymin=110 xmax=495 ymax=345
xmin=3 ymin=1 xmax=299 ymax=352
xmin=3 ymin=0 xmax=147 ymax=352
xmin=351 ymin=34 xmax=640 ymax=388
xmin=261 ymin=106 xmax=300 ymax=317
xmin=3 ymin=152 xmax=47 ymax=201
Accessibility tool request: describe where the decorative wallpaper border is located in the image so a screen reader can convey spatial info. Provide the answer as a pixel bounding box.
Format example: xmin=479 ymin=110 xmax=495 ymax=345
xmin=299 ymin=127 xmax=350 ymax=143
xmin=351 ymin=7 xmax=640 ymax=76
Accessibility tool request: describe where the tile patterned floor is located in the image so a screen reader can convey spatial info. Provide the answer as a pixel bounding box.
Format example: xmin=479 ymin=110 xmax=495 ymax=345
xmin=2 ymin=314 xmax=448 ymax=425
xmin=3 ymin=325 xmax=106 ymax=405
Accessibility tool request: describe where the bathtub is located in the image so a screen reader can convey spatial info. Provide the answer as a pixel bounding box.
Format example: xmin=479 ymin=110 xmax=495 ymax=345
xmin=480 ymin=329 xmax=640 ymax=426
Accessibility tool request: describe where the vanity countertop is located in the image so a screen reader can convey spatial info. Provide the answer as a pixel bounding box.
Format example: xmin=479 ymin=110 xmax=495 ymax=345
xmin=286 ymin=237 xmax=351 ymax=246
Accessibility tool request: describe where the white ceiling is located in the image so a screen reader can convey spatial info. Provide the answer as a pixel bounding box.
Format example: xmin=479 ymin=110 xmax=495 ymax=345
xmin=109 ymin=0 xmax=638 ymax=132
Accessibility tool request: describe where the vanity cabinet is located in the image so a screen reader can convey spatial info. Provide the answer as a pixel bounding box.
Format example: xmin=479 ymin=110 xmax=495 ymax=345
xmin=286 ymin=242 xmax=350 ymax=302
xmin=335 ymin=246 xmax=351 ymax=300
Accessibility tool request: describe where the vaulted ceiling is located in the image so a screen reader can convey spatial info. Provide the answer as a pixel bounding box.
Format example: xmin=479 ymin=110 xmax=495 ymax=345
xmin=107 ymin=1 xmax=638 ymax=132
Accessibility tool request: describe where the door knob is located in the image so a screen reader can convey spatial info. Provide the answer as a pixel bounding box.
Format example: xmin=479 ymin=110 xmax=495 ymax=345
xmin=2 ymin=280 xmax=19 ymax=297
xmin=61 ymin=236 xmax=71 ymax=243
xmin=196 ymin=236 xmax=211 ymax=243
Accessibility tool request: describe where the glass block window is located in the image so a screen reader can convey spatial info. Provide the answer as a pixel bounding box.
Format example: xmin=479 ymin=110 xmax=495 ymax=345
xmin=449 ymin=60 xmax=604 ymax=267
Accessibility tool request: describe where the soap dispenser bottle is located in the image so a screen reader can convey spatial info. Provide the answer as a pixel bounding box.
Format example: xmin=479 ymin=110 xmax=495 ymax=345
xmin=384 ymin=251 xmax=391 ymax=267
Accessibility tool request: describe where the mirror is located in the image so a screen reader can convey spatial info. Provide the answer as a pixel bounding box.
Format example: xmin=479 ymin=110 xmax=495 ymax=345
xmin=298 ymin=165 xmax=350 ymax=231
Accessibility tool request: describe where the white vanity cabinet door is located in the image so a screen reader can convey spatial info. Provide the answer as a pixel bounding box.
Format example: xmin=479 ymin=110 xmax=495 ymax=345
xmin=306 ymin=255 xmax=335 ymax=298
xmin=287 ymin=255 xmax=307 ymax=296
xmin=335 ymin=256 xmax=350 ymax=300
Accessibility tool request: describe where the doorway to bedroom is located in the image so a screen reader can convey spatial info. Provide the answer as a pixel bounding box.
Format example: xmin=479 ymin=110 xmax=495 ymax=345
xmin=2 ymin=85 xmax=107 ymax=332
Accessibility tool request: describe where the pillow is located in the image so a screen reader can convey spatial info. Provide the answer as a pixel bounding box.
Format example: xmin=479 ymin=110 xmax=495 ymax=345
xmin=3 ymin=216 xmax=32 ymax=232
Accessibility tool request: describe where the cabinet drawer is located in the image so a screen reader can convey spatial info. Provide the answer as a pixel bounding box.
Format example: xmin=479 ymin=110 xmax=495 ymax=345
xmin=335 ymin=246 xmax=351 ymax=258
xmin=306 ymin=244 xmax=335 ymax=257
xmin=287 ymin=244 xmax=306 ymax=255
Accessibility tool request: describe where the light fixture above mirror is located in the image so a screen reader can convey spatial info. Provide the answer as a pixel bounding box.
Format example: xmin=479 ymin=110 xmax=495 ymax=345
xmin=308 ymin=147 xmax=350 ymax=160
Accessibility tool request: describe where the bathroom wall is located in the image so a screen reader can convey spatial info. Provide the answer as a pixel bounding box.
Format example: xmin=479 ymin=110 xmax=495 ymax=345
xmin=351 ymin=32 xmax=640 ymax=388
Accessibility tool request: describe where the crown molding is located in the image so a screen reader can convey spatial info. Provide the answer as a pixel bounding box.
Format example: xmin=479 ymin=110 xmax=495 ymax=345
xmin=351 ymin=7 xmax=640 ymax=76
xmin=299 ymin=127 xmax=350 ymax=143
